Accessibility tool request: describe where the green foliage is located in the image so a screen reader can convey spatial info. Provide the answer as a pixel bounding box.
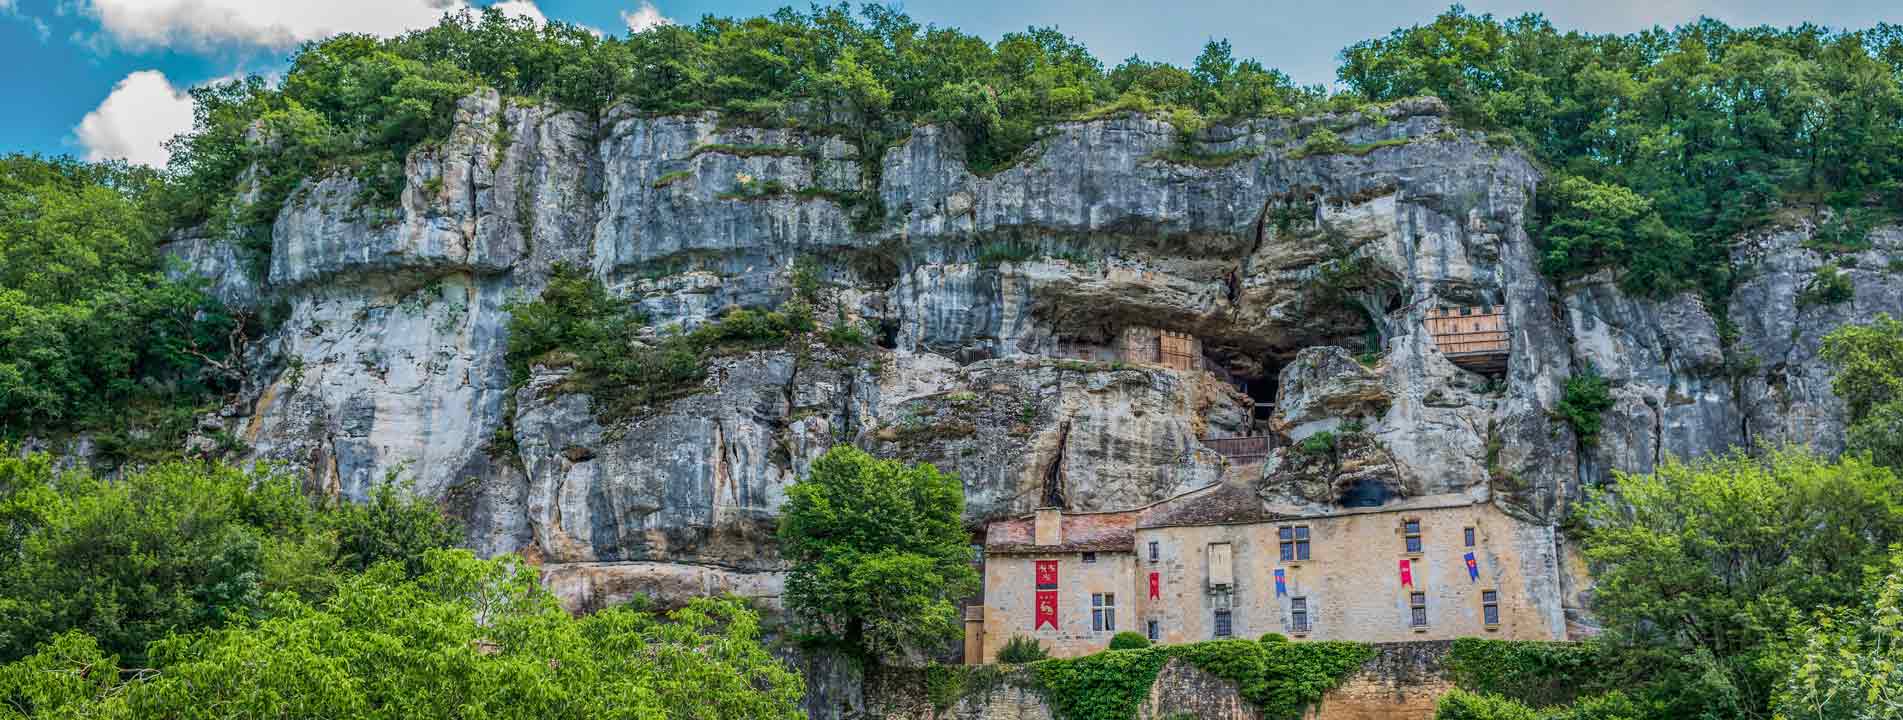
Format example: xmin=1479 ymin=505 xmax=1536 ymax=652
xmin=778 ymin=446 xmax=979 ymax=662
xmin=997 ymin=635 xmax=1051 ymax=664
xmin=1535 ymin=176 xmax=1693 ymax=296
xmin=0 ymin=454 xmax=460 ymax=667
xmin=1447 ymin=639 xmax=1610 ymax=708
xmin=325 ymin=472 xmax=463 ymax=578
xmin=1108 ymin=632 xmax=1150 ymax=650
xmin=1032 ymin=640 xmax=1372 ymax=720
xmin=503 ymin=264 xmax=816 ymax=424
xmin=1342 ymin=9 xmax=1903 ymax=299
xmin=1773 ymin=551 xmax=1903 ymax=719
xmin=1555 ymin=370 xmax=1614 ymax=445
xmin=0 ymin=156 xmax=244 ymax=442
xmin=1822 ymin=314 xmax=1903 ymax=469
xmin=1575 ymin=448 xmax=1903 ymax=717
xmin=1260 ymin=633 xmax=1288 ymax=643
xmin=1434 ymin=689 xmax=1541 ymax=720
xmin=977 ymin=242 xmax=1038 ymax=267
xmin=0 ymin=551 xmax=804 ymax=719
xmin=154 ymin=8 xmax=1324 ymax=261
xmin=1033 ymin=648 xmax=1173 ymax=720
xmin=1796 ymin=262 xmax=1855 ymax=307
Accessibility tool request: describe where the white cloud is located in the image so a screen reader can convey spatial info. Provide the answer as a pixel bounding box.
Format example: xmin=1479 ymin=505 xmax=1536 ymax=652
xmin=488 ymin=0 xmax=545 ymax=26
xmin=75 ymin=70 xmax=196 ymax=167
xmin=79 ymin=0 xmax=482 ymax=50
xmin=621 ymin=1 xmax=671 ymax=33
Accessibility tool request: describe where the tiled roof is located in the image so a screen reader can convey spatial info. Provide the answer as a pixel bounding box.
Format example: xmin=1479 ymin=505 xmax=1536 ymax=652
xmin=1137 ymin=482 xmax=1281 ymax=528
xmin=985 ymin=510 xmax=1139 ymax=555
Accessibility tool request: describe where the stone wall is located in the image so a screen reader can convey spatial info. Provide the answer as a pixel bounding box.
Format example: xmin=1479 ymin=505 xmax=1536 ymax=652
xmin=1307 ymin=641 xmax=1456 ymax=720
xmin=980 ymin=498 xmax=1563 ymax=658
xmin=866 ymin=642 xmax=1458 ymax=719
xmin=982 ymin=550 xmax=1138 ymax=661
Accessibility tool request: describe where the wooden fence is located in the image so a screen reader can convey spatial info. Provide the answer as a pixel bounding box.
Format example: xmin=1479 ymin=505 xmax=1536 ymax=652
xmin=1202 ymin=435 xmax=1278 ymax=463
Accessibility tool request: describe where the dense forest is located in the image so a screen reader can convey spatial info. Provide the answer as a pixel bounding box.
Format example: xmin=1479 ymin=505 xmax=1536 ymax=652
xmin=4 ymin=4 xmax=1903 ymax=719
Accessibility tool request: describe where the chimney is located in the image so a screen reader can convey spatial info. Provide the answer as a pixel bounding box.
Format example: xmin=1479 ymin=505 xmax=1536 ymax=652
xmin=1034 ymin=507 xmax=1063 ymax=546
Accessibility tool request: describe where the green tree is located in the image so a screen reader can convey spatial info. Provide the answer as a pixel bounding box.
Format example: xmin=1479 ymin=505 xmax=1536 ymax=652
xmin=0 ymin=156 xmax=243 ymax=443
xmin=1576 ymin=448 xmax=1903 ymax=717
xmin=1823 ymin=315 xmax=1903 ymax=469
xmin=0 ymin=455 xmax=458 ymax=666
xmin=1773 ymin=551 xmax=1903 ymax=720
xmin=778 ymin=445 xmax=978 ymax=662
xmin=0 ymin=551 xmax=804 ymax=719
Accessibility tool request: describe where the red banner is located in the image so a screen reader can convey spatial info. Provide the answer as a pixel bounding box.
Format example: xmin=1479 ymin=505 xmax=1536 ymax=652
xmin=1035 ymin=590 xmax=1058 ymax=630
xmin=1035 ymin=560 xmax=1058 ymax=589
xmin=1399 ymin=558 xmax=1414 ymax=587
xmin=1148 ymin=572 xmax=1160 ymax=599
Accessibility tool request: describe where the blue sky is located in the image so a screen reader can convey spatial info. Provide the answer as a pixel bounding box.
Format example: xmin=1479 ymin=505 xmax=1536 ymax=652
xmin=2 ymin=0 xmax=1897 ymax=166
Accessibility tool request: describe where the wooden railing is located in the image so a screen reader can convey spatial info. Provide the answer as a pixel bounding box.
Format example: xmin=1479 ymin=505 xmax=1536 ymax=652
xmin=1203 ymin=435 xmax=1278 ymax=463
xmin=1434 ymin=329 xmax=1509 ymax=357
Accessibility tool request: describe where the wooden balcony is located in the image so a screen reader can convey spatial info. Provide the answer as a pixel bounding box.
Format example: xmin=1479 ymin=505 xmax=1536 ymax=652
xmin=1426 ymin=306 xmax=1509 ymax=373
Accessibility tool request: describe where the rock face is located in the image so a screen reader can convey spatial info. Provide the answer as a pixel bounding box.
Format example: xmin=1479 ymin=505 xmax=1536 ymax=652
xmin=160 ymin=89 xmax=1902 ymax=681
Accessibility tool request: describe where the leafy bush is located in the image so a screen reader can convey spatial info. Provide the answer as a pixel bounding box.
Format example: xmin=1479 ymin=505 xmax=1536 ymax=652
xmin=1433 ymin=688 xmax=1540 ymax=720
xmin=1555 ymin=370 xmax=1613 ymax=445
xmin=504 ymin=264 xmax=817 ymax=423
xmin=1260 ymin=633 xmax=1288 ymax=643
xmin=997 ymin=635 xmax=1050 ymax=663
xmin=1823 ymin=315 xmax=1903 ymax=469
xmin=1797 ymin=262 xmax=1855 ymax=307
xmin=1033 ymin=640 xmax=1371 ymax=720
xmin=1108 ymin=632 xmax=1151 ymax=650
xmin=977 ymin=242 xmax=1038 ymax=267
xmin=1447 ymin=639 xmax=1609 ymax=708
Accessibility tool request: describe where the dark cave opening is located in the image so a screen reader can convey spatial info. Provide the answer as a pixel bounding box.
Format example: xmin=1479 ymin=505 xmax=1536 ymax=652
xmin=1241 ymin=355 xmax=1287 ymax=423
xmin=876 ymin=318 xmax=900 ymax=350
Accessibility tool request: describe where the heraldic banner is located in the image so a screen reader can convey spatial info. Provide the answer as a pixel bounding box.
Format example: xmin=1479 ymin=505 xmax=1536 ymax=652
xmin=1035 ymin=560 xmax=1059 ymax=630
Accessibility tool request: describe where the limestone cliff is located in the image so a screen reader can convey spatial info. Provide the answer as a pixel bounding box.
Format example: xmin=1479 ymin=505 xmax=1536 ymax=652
xmin=163 ymin=90 xmax=1897 ymax=652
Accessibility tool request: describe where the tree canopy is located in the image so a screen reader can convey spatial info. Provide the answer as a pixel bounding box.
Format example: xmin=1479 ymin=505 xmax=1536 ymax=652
xmin=0 ymin=156 xmax=244 ymax=451
xmin=1343 ymin=9 xmax=1903 ymax=298
xmin=1573 ymin=448 xmax=1903 ymax=717
xmin=0 ymin=551 xmax=803 ymax=720
xmin=778 ymin=445 xmax=978 ymax=662
xmin=0 ymin=454 xmax=459 ymax=666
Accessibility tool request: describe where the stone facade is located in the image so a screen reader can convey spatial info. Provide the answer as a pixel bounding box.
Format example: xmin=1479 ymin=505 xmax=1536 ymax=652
xmin=978 ymin=485 xmax=1563 ymax=661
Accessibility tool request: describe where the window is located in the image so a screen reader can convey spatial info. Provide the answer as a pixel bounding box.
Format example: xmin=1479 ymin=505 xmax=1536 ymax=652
xmin=971 ymin=544 xmax=985 ymax=563
xmin=1278 ymin=526 xmax=1311 ymax=562
xmin=1404 ymin=519 xmax=1423 ymax=554
xmin=1290 ymin=597 xmax=1310 ymax=634
xmin=1463 ymin=527 xmax=1476 ymax=547
xmin=1146 ymin=619 xmax=1159 ymax=641
xmin=1148 ymin=541 xmax=1159 ymax=563
xmin=1091 ymin=593 xmax=1116 ymax=632
xmin=1213 ymin=609 xmax=1233 ymax=638
xmin=1482 ymin=590 xmax=1499 ymax=626
xmin=1410 ymin=592 xmax=1428 ymax=628
xmin=1082 ymin=551 xmax=1098 ymax=564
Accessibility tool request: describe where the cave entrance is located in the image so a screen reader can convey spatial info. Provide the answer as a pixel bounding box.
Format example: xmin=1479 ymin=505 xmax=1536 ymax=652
xmin=1243 ymin=356 xmax=1286 ymax=422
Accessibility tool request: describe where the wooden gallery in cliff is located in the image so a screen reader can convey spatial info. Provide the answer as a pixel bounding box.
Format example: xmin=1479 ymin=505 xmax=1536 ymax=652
xmin=963 ymin=305 xmax=1553 ymax=663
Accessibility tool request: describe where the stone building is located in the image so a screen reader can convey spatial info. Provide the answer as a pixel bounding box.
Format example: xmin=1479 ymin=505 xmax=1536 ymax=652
xmin=971 ymin=483 xmax=1566 ymax=662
